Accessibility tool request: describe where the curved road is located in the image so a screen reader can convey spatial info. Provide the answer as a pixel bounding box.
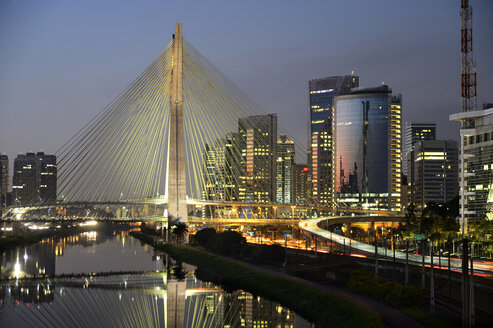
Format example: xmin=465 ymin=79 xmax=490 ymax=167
xmin=299 ymin=217 xmax=493 ymax=277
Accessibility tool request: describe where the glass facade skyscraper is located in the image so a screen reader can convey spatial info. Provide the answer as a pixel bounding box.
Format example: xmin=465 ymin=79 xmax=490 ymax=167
xmin=276 ymin=134 xmax=295 ymax=204
xmin=308 ymin=75 xmax=359 ymax=206
xmin=334 ymin=86 xmax=402 ymax=211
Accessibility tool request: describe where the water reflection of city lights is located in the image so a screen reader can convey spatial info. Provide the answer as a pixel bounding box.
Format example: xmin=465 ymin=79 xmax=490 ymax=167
xmin=81 ymin=231 xmax=98 ymax=241
xmin=13 ymin=261 xmax=21 ymax=278
xmin=80 ymin=220 xmax=98 ymax=226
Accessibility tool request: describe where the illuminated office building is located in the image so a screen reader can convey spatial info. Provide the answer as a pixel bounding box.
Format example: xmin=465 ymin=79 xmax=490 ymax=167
xmin=224 ymin=132 xmax=241 ymax=202
xmin=450 ymin=104 xmax=493 ymax=229
xmin=334 ymin=85 xmax=402 ymax=211
xmin=238 ymin=114 xmax=277 ymax=204
xmin=408 ymin=140 xmax=458 ymax=210
xmin=276 ymin=134 xmax=295 ymax=204
xmin=37 ymin=152 xmax=57 ymax=203
xmin=13 ymin=153 xmax=37 ymax=205
xmin=293 ymin=164 xmax=311 ymax=205
xmin=12 ymin=152 xmax=57 ymax=206
xmin=0 ymin=154 xmax=8 ymax=206
xmin=202 ymin=143 xmax=220 ymax=218
xmin=403 ymin=123 xmax=436 ymax=176
xmin=308 ymin=75 xmax=359 ymax=206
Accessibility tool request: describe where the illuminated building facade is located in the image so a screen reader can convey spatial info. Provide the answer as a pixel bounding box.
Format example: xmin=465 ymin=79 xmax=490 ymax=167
xmin=333 ymin=85 xmax=402 ymax=211
xmin=308 ymin=75 xmax=359 ymax=206
xmin=403 ymin=123 xmax=436 ymax=176
xmin=224 ymin=132 xmax=241 ymax=202
xmin=238 ymin=114 xmax=277 ymax=204
xmin=450 ymin=104 xmax=493 ymax=228
xmin=13 ymin=153 xmax=38 ymax=205
xmin=408 ymin=140 xmax=459 ymax=210
xmin=293 ymin=164 xmax=311 ymax=205
xmin=12 ymin=152 xmax=57 ymax=206
xmin=37 ymin=153 xmax=57 ymax=203
xmin=276 ymin=135 xmax=295 ymax=204
xmin=202 ymin=143 xmax=221 ymax=218
xmin=0 ymin=154 xmax=8 ymax=206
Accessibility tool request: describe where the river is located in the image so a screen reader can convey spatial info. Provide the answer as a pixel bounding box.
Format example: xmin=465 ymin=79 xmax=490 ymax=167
xmin=0 ymin=223 xmax=311 ymax=327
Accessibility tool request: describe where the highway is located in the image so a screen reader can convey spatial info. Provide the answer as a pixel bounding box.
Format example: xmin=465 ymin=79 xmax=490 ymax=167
xmin=299 ymin=217 xmax=493 ymax=277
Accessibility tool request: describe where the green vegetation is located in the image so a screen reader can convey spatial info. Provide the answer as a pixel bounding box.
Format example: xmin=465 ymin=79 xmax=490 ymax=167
xmin=132 ymin=228 xmax=458 ymax=327
xmin=130 ymin=230 xmax=382 ymax=327
xmin=348 ymin=270 xmax=425 ymax=308
xmin=398 ymin=199 xmax=460 ymax=244
xmin=400 ymin=307 xmax=453 ymax=328
xmin=170 ymin=222 xmax=188 ymax=243
xmin=194 ymin=228 xmax=285 ymax=264
xmin=159 ymin=243 xmax=384 ymax=328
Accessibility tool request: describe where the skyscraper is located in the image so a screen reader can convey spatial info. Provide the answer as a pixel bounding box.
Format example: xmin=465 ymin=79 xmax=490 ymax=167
xmin=403 ymin=123 xmax=436 ymax=176
xmin=224 ymin=132 xmax=241 ymax=202
xmin=202 ymin=143 xmax=220 ymax=218
xmin=13 ymin=153 xmax=38 ymax=205
xmin=333 ymin=85 xmax=402 ymax=211
xmin=0 ymin=154 xmax=8 ymax=201
xmin=309 ymin=75 xmax=359 ymax=206
xmin=408 ymin=140 xmax=459 ymax=210
xmin=293 ymin=164 xmax=310 ymax=205
xmin=37 ymin=152 xmax=57 ymax=203
xmin=276 ymin=134 xmax=295 ymax=204
xmin=238 ymin=114 xmax=277 ymax=204
xmin=12 ymin=152 xmax=57 ymax=206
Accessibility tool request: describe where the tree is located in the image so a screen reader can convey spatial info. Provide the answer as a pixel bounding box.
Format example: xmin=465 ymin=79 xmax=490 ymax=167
xmin=169 ymin=262 xmax=188 ymax=281
xmin=421 ymin=202 xmax=459 ymax=245
xmin=171 ymin=222 xmax=188 ymax=243
xmin=195 ymin=227 xmax=217 ymax=247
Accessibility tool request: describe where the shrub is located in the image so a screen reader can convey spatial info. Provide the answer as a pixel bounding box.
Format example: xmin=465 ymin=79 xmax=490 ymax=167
xmin=348 ymin=270 xmax=425 ymax=308
xmin=195 ymin=227 xmax=217 ymax=247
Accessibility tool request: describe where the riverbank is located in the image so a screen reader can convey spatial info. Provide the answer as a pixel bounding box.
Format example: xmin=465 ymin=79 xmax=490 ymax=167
xmin=130 ymin=231 xmax=384 ymax=327
xmin=0 ymin=223 xmax=126 ymax=253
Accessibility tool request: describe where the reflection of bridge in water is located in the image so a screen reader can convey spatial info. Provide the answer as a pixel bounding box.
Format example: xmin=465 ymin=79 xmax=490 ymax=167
xmin=0 ymin=264 xmax=307 ymax=328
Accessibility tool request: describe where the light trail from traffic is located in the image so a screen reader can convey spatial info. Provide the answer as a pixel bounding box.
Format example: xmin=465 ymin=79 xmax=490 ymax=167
xmin=300 ymin=217 xmax=493 ymax=278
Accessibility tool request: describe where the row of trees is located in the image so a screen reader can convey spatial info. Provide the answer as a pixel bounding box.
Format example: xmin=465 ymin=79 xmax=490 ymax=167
xmin=398 ymin=200 xmax=460 ymax=243
xmin=398 ymin=196 xmax=493 ymax=245
xmin=141 ymin=215 xmax=188 ymax=243
xmin=194 ymin=228 xmax=285 ymax=264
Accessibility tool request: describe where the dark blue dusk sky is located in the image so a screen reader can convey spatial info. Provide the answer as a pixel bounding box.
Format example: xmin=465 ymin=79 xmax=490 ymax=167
xmin=1 ymin=0 xmax=492 ymax=162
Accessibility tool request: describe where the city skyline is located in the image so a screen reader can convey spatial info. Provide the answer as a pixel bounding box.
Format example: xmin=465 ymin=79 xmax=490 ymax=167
xmin=1 ymin=0 xmax=493 ymax=163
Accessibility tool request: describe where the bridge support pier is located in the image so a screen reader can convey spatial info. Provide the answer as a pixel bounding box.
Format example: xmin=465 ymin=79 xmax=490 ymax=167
xmin=167 ymin=23 xmax=188 ymax=234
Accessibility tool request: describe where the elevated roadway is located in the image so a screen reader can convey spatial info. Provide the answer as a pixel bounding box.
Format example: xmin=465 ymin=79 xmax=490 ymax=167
xmin=299 ymin=217 xmax=493 ymax=276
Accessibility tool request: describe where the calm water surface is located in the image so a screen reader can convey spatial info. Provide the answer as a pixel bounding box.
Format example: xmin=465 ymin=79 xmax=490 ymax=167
xmin=0 ymin=224 xmax=312 ymax=327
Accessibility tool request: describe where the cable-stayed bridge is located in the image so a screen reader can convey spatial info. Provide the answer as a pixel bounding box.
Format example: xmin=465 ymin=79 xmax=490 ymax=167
xmin=2 ymin=24 xmax=398 ymax=222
